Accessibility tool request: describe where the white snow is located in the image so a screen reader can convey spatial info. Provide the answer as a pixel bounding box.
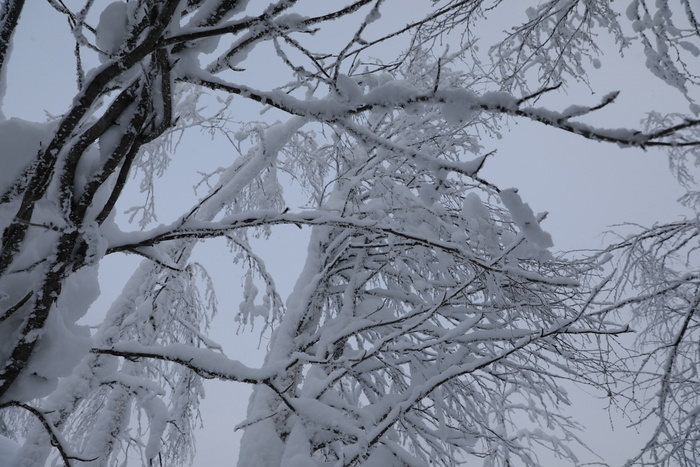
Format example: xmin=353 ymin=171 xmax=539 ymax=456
xmin=363 ymin=79 xmax=418 ymax=107
xmin=0 ymin=119 xmax=52 ymax=195
xmin=142 ymin=395 xmax=168 ymax=461
xmin=95 ymin=1 xmax=128 ymax=59
xmin=499 ymin=188 xmax=553 ymax=249
xmin=335 ymin=74 xmax=364 ymax=104
xmin=441 ymin=89 xmax=477 ymax=125
xmin=25 ymin=305 xmax=92 ymax=381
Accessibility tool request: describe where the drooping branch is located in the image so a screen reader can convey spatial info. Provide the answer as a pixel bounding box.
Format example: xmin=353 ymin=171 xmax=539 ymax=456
xmin=0 ymin=401 xmax=97 ymax=466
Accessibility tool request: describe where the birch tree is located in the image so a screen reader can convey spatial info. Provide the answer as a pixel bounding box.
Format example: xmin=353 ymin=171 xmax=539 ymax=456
xmin=0 ymin=1 xmax=697 ymax=466
xmin=594 ymin=119 xmax=700 ymax=467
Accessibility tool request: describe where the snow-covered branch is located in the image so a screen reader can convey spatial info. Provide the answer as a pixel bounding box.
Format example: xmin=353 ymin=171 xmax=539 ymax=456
xmin=92 ymin=342 xmax=283 ymax=384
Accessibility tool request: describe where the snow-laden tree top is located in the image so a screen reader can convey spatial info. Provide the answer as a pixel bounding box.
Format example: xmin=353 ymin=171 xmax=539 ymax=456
xmin=0 ymin=1 xmax=698 ymax=466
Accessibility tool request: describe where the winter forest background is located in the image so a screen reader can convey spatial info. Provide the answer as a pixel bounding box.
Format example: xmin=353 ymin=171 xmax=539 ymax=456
xmin=0 ymin=0 xmax=699 ymax=466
